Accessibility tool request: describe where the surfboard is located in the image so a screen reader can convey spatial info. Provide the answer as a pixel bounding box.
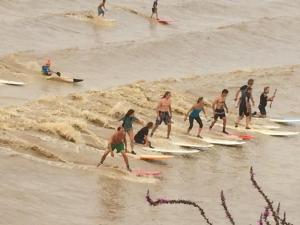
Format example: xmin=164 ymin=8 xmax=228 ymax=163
xmin=156 ymin=19 xmax=175 ymax=25
xmin=202 ymin=137 xmax=246 ymax=146
xmin=132 ymin=169 xmax=161 ymax=177
xmin=143 ymin=147 xmax=199 ymax=154
xmin=172 ymin=142 xmax=214 ymax=149
xmin=126 ymin=153 xmax=174 ymax=160
xmin=0 ymin=79 xmax=25 ymax=86
xmin=224 ymin=134 xmax=254 ymax=140
xmin=269 ymin=118 xmax=300 ymax=124
xmin=103 ymin=18 xmax=116 ymax=22
xmin=46 ymin=74 xmax=83 ymax=83
xmin=256 ymin=130 xmax=299 ymax=136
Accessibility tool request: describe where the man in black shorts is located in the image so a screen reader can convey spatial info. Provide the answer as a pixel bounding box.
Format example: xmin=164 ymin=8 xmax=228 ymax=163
xmin=209 ymin=89 xmax=229 ymax=134
xmin=134 ymin=122 xmax=154 ymax=148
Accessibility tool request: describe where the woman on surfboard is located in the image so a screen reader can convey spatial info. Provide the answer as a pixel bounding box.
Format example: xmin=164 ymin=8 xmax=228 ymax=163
xmin=151 ymin=0 xmax=159 ymax=20
xmin=120 ymin=109 xmax=144 ymax=155
xmin=150 ymin=91 xmax=172 ymax=139
xmin=184 ymin=97 xmax=208 ymax=138
xmin=134 ymin=122 xmax=154 ymax=148
xmin=97 ymin=126 xmax=131 ymax=172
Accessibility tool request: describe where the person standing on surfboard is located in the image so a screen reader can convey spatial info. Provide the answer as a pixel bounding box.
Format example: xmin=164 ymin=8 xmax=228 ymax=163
xmin=120 ymin=109 xmax=144 ymax=155
xmin=97 ymin=126 xmax=131 ymax=172
xmin=134 ymin=122 xmax=154 ymax=148
xmin=235 ymin=87 xmax=253 ymax=129
xmin=234 ymin=79 xmax=255 ymax=106
xmin=253 ymin=86 xmax=276 ymax=118
xmin=184 ymin=97 xmax=208 ymax=138
xmin=151 ymin=0 xmax=159 ymax=20
xmin=98 ymin=0 xmax=106 ymax=17
xmin=209 ymin=89 xmax=229 ymax=134
xmin=150 ymin=91 xmax=172 ymax=139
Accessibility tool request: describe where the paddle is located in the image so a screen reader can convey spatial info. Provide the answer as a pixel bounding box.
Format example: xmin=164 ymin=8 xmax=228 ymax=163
xmin=270 ymin=89 xmax=277 ymax=108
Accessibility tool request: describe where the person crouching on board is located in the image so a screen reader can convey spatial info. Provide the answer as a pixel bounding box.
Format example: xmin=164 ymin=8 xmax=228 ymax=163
xmin=134 ymin=122 xmax=154 ymax=148
xmin=97 ymin=126 xmax=131 ymax=172
xmin=151 ymin=0 xmax=158 ymax=20
xmin=41 ymin=60 xmax=61 ymax=77
xmin=254 ymin=86 xmax=276 ymax=118
xmin=120 ymin=109 xmax=144 ymax=155
xmin=209 ymin=89 xmax=229 ymax=134
xmin=184 ymin=97 xmax=208 ymax=138
xmin=235 ymin=87 xmax=253 ymax=129
xmin=98 ymin=0 xmax=106 ymax=17
xmin=150 ymin=91 xmax=172 ymax=139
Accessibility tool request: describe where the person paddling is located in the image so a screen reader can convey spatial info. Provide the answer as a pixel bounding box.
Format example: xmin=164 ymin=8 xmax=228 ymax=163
xmin=184 ymin=97 xmax=208 ymax=138
xmin=150 ymin=91 xmax=172 ymax=139
xmin=209 ymin=89 xmax=229 ymax=134
xmin=97 ymin=126 xmax=131 ymax=172
xmin=41 ymin=60 xmax=61 ymax=77
xmin=98 ymin=0 xmax=106 ymax=17
xmin=254 ymin=86 xmax=276 ymax=118
xmin=150 ymin=0 xmax=158 ymax=20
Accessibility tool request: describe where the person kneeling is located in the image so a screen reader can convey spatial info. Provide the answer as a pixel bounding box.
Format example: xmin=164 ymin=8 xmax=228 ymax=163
xmin=97 ymin=126 xmax=131 ymax=172
xmin=134 ymin=122 xmax=154 ymax=148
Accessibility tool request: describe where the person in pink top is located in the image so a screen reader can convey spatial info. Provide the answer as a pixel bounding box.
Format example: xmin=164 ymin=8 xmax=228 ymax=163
xmin=150 ymin=91 xmax=172 ymax=139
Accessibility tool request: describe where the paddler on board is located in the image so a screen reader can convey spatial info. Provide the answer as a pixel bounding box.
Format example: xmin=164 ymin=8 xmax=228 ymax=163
xmin=184 ymin=97 xmax=208 ymax=138
xmin=150 ymin=91 xmax=172 ymax=139
xmin=41 ymin=59 xmax=61 ymax=77
xmin=98 ymin=0 xmax=106 ymax=17
xmin=209 ymin=89 xmax=229 ymax=134
xmin=253 ymin=86 xmax=276 ymax=118
xmin=97 ymin=126 xmax=131 ymax=172
xmin=150 ymin=0 xmax=159 ymax=20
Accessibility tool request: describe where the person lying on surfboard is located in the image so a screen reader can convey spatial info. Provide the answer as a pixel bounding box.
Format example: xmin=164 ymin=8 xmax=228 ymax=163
xmin=120 ymin=109 xmax=144 ymax=155
xmin=209 ymin=89 xmax=229 ymax=134
xmin=235 ymin=87 xmax=253 ymax=129
xmin=252 ymin=86 xmax=276 ymax=118
xmin=97 ymin=126 xmax=131 ymax=172
xmin=134 ymin=122 xmax=154 ymax=148
xmin=98 ymin=0 xmax=106 ymax=17
xmin=41 ymin=60 xmax=61 ymax=77
xmin=184 ymin=97 xmax=208 ymax=138
xmin=150 ymin=91 xmax=172 ymax=139
xmin=150 ymin=0 xmax=158 ymax=20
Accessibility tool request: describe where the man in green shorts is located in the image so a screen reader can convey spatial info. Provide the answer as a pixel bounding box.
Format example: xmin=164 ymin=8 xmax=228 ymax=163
xmin=97 ymin=126 xmax=131 ymax=172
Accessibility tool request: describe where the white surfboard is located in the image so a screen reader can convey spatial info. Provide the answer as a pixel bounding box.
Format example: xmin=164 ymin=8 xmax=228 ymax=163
xmin=256 ymin=130 xmax=299 ymax=136
xmin=46 ymin=74 xmax=83 ymax=83
xmin=202 ymin=137 xmax=246 ymax=146
xmin=0 ymin=79 xmax=25 ymax=86
xmin=269 ymin=118 xmax=300 ymax=124
xmin=172 ymin=142 xmax=214 ymax=149
xmin=143 ymin=147 xmax=199 ymax=154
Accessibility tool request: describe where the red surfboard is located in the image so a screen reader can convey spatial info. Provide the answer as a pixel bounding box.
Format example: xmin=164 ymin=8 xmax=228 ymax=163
xmin=132 ymin=169 xmax=161 ymax=177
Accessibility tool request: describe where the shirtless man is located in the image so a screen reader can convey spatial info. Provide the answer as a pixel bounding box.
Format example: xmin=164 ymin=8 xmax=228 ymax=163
xmin=150 ymin=91 xmax=172 ymax=139
xmin=209 ymin=89 xmax=229 ymax=134
xmin=98 ymin=0 xmax=106 ymax=17
xmin=97 ymin=126 xmax=131 ymax=172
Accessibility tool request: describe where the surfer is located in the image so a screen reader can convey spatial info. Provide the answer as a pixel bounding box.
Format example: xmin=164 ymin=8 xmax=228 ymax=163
xmin=41 ymin=60 xmax=61 ymax=77
xmin=150 ymin=91 xmax=172 ymax=139
xmin=98 ymin=0 xmax=106 ymax=17
xmin=97 ymin=126 xmax=131 ymax=172
xmin=235 ymin=87 xmax=253 ymax=129
xmin=255 ymin=86 xmax=276 ymax=118
xmin=120 ymin=109 xmax=144 ymax=155
xmin=209 ymin=89 xmax=229 ymax=134
xmin=134 ymin=122 xmax=154 ymax=148
xmin=184 ymin=97 xmax=208 ymax=138
xmin=234 ymin=79 xmax=255 ymax=106
xmin=151 ymin=0 xmax=159 ymax=20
